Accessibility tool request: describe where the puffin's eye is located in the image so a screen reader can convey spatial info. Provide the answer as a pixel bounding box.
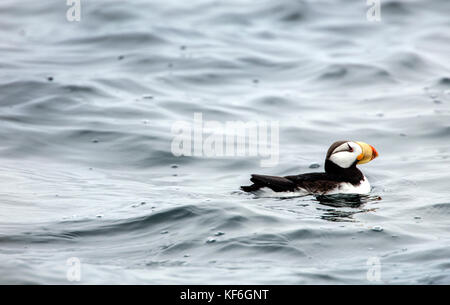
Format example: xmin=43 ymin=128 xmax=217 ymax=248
xmin=348 ymin=144 xmax=353 ymax=152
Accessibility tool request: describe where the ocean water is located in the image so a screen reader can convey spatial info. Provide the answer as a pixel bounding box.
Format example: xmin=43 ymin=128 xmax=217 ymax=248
xmin=0 ymin=0 xmax=449 ymax=284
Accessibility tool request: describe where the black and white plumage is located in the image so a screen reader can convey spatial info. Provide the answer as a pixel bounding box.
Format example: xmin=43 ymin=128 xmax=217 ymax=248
xmin=241 ymin=141 xmax=379 ymax=196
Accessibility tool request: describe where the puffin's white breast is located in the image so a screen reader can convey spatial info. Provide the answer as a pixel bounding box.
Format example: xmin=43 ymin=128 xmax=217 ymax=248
xmin=255 ymin=187 xmax=309 ymax=198
xmin=325 ymin=176 xmax=371 ymax=195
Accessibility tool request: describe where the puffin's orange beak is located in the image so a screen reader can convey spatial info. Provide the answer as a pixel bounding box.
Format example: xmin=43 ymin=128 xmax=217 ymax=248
xmin=356 ymin=142 xmax=379 ymax=164
xmin=370 ymin=145 xmax=378 ymax=161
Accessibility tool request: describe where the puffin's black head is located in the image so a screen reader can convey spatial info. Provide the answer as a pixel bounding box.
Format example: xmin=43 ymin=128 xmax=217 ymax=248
xmin=325 ymin=141 xmax=378 ymax=171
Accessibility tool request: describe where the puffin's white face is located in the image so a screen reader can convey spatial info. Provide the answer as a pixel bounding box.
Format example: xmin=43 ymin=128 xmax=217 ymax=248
xmin=328 ymin=141 xmax=378 ymax=168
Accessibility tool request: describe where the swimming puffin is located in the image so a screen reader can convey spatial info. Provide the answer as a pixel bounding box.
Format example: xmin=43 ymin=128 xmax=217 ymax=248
xmin=241 ymin=141 xmax=379 ymax=196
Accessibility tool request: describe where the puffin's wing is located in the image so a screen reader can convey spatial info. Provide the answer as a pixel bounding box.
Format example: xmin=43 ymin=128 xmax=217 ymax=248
xmin=285 ymin=173 xmax=338 ymax=194
xmin=242 ymin=174 xmax=297 ymax=192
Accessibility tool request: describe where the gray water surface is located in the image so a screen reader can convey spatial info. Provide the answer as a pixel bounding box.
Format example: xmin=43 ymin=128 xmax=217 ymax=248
xmin=0 ymin=0 xmax=449 ymax=284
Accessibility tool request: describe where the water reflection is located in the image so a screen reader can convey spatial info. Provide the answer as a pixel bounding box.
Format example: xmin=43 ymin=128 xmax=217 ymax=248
xmin=315 ymin=194 xmax=381 ymax=222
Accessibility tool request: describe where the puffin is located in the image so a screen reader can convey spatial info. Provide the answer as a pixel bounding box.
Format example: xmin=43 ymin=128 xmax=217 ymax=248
xmin=241 ymin=141 xmax=379 ymax=196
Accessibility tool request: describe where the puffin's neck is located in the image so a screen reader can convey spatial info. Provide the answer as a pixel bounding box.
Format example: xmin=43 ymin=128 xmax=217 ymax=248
xmin=324 ymin=159 xmax=364 ymax=184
